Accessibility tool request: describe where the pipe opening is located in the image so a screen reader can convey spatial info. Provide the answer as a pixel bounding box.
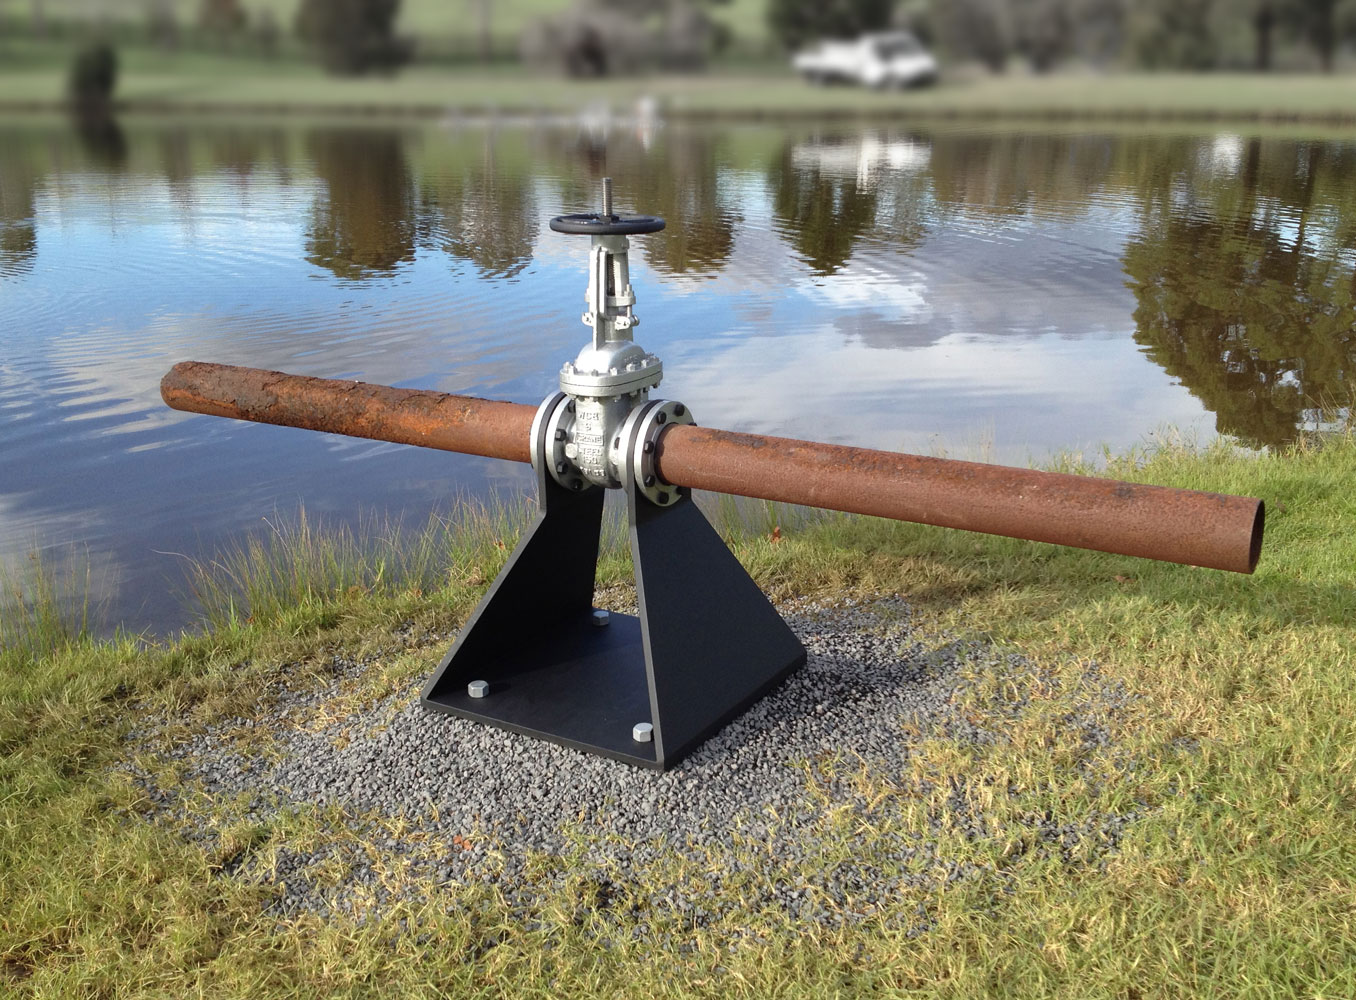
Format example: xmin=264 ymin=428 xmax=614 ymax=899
xmin=1247 ymin=500 xmax=1265 ymax=574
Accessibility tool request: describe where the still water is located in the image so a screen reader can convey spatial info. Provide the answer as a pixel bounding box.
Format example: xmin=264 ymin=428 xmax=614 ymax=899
xmin=3 ymin=116 xmax=1354 ymax=634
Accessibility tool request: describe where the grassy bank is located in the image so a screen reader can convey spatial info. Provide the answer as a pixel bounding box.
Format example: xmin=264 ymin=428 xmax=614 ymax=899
xmin=4 ymin=41 xmax=1356 ymax=123
xmin=2 ymin=432 xmax=1354 ymax=996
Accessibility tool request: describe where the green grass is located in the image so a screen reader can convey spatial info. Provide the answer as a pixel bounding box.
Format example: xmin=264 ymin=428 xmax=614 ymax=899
xmin=2 ymin=432 xmax=1355 ymax=995
xmin=5 ymin=31 xmax=1356 ymax=123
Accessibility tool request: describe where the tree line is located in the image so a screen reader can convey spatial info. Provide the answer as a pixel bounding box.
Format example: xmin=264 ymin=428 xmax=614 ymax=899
xmin=20 ymin=0 xmax=1356 ymax=77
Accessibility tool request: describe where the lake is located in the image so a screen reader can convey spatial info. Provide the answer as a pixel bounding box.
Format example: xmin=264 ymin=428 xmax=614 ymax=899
xmin=3 ymin=114 xmax=1354 ymax=634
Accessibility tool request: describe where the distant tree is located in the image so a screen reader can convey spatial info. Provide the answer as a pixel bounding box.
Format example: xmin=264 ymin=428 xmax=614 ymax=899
xmin=199 ymin=0 xmax=248 ymax=50
xmin=199 ymin=0 xmax=247 ymax=34
xmin=469 ymin=0 xmax=492 ymax=62
xmin=1070 ymin=0 xmax=1130 ymax=66
xmin=295 ymin=0 xmax=412 ymax=75
xmin=1011 ymin=0 xmax=1074 ymax=70
xmin=892 ymin=0 xmax=936 ymax=44
xmin=1283 ymin=0 xmax=1339 ymax=69
xmin=146 ymin=0 xmax=180 ymax=51
xmin=521 ymin=0 xmax=729 ymax=76
xmin=68 ymin=41 xmax=117 ymax=109
xmin=255 ymin=9 xmax=280 ymax=59
xmin=1128 ymin=0 xmax=1220 ymax=68
xmin=767 ymin=0 xmax=896 ymax=51
xmin=1253 ymin=0 xmax=1276 ymax=69
xmin=933 ymin=0 xmax=1012 ymax=71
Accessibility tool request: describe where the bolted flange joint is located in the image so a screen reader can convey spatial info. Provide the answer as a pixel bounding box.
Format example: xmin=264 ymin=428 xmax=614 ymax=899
xmin=530 ymin=391 xmax=590 ymax=493
xmin=531 ymin=393 xmax=695 ymax=507
xmin=614 ymin=398 xmax=695 ymax=507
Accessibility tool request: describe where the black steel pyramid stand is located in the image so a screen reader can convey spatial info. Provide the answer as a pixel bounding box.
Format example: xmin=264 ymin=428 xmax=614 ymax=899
xmin=421 ymin=182 xmax=805 ymax=769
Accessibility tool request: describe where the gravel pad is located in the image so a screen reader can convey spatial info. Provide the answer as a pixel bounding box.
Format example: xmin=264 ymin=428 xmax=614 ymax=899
xmin=119 ymin=597 xmax=1142 ymax=934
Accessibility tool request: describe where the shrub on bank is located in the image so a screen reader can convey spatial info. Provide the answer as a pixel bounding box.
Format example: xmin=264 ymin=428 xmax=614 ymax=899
xmin=294 ymin=0 xmax=412 ymax=75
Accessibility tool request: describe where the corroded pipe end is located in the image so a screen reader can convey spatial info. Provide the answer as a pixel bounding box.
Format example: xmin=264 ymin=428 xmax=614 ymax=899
xmin=1246 ymin=499 xmax=1265 ymax=574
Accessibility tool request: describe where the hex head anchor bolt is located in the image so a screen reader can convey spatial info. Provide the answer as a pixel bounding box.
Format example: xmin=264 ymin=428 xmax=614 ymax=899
xmin=467 ymin=679 xmax=489 ymax=699
xmin=632 ymin=722 xmax=654 ymax=743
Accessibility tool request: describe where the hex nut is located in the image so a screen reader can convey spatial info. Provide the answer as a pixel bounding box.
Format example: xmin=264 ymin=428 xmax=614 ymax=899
xmin=468 ymin=680 xmax=489 ymax=699
xmin=591 ymin=609 xmax=611 ymax=627
xmin=632 ymin=722 xmax=653 ymax=743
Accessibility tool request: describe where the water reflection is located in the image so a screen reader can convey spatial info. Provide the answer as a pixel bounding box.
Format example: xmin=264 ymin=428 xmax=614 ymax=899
xmin=73 ymin=108 xmax=127 ymax=168
xmin=1125 ymin=138 xmax=1356 ymax=448
xmin=4 ymin=117 xmax=1356 ymax=635
xmin=928 ymin=132 xmax=1115 ymax=219
xmin=769 ymin=145 xmax=882 ymax=276
xmin=0 ymin=142 xmax=38 ymax=277
xmin=425 ymin=130 xmax=538 ymax=280
xmin=305 ymin=129 xmax=418 ymax=280
xmin=624 ymin=130 xmax=740 ymax=277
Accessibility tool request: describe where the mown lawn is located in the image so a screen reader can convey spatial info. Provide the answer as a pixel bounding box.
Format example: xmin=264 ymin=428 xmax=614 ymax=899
xmin=2 ymin=430 xmax=1353 ymax=996
xmin=3 ymin=32 xmax=1356 ymax=122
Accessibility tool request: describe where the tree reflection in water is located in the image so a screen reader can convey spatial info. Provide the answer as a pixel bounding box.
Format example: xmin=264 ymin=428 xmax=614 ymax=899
xmin=424 ymin=130 xmax=538 ymax=280
xmin=1125 ymin=139 xmax=1356 ymax=448
xmin=628 ymin=129 xmax=739 ymax=277
xmin=0 ymin=144 xmax=37 ymax=277
xmin=8 ymin=120 xmax=1351 ymax=446
xmin=305 ymin=129 xmax=418 ymax=281
xmin=768 ymin=143 xmax=880 ymax=276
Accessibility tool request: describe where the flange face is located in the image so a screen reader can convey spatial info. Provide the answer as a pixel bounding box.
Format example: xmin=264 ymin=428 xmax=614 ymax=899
xmin=530 ymin=392 xmax=591 ymax=493
xmin=549 ymin=213 xmax=666 ymax=236
xmin=614 ymin=398 xmax=695 ymax=507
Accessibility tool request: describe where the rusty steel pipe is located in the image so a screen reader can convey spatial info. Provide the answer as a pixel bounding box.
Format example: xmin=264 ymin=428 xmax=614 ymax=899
xmin=161 ymin=361 xmax=536 ymax=464
xmin=162 ymin=362 xmax=1264 ymax=574
xmin=655 ymin=427 xmax=1263 ymax=574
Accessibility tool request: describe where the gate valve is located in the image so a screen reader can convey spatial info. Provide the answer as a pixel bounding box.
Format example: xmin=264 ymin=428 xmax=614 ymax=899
xmin=534 ymin=178 xmax=693 ymax=502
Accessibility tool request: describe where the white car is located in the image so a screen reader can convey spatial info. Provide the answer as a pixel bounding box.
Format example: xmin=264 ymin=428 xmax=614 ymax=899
xmin=792 ymin=32 xmax=938 ymax=89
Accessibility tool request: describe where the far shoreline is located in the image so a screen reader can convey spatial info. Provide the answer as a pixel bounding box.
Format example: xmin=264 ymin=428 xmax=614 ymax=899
xmin=3 ymin=67 xmax=1356 ymax=128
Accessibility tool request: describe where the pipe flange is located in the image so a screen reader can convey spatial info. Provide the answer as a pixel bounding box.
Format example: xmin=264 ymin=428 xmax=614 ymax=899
xmin=615 ymin=399 xmax=694 ymax=507
xmin=530 ymin=392 xmax=590 ymax=493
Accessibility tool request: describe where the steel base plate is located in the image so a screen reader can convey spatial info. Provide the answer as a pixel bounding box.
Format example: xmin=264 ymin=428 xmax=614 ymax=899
xmin=421 ymin=418 xmax=806 ymax=770
xmin=424 ymin=611 xmax=659 ymax=767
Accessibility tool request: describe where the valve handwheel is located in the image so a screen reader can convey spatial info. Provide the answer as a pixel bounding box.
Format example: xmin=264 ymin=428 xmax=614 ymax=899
xmin=549 ymin=177 xmax=665 ymax=235
xmin=549 ymin=213 xmax=666 ymax=236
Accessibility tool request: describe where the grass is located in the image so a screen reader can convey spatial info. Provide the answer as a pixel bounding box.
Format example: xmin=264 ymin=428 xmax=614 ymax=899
xmin=2 ymin=431 xmax=1354 ymax=995
xmin=4 ymin=32 xmax=1356 ymax=123
xmin=0 ymin=548 xmax=94 ymax=665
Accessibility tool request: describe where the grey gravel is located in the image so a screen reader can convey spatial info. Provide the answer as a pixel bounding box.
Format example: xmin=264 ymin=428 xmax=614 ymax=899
xmin=116 ymin=595 xmax=1145 ymax=937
